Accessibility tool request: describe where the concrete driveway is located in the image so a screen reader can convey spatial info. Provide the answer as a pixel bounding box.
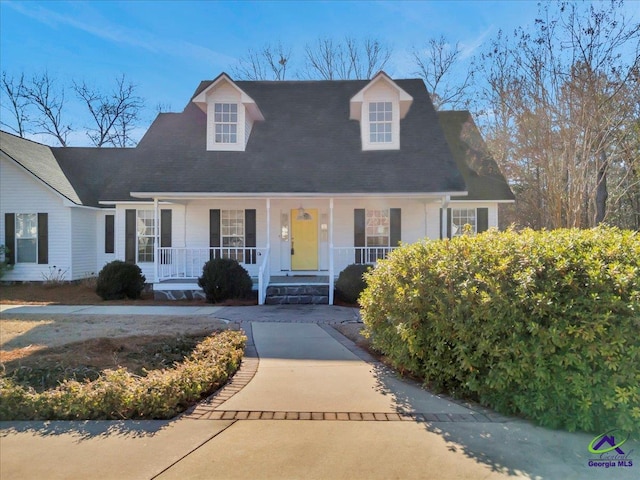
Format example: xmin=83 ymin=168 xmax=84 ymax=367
xmin=1 ymin=305 xmax=637 ymax=479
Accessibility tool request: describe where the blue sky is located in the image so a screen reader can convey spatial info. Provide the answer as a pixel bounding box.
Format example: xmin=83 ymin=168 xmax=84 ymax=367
xmin=0 ymin=0 xmax=625 ymax=144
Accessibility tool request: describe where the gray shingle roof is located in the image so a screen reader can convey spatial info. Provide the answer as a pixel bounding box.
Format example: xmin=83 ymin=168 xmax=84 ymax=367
xmin=0 ymin=131 xmax=83 ymax=205
xmin=437 ymin=111 xmax=515 ymax=201
xmin=101 ymin=78 xmax=467 ymax=199
xmin=1 ymin=77 xmax=514 ymax=207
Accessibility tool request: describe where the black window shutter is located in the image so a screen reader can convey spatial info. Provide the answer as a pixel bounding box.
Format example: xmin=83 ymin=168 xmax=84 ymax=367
xmin=160 ymin=210 xmax=172 ymax=247
xmin=390 ymin=208 xmax=401 ymax=247
xmin=209 ymin=209 xmax=221 ymax=260
xmin=4 ymin=213 xmax=15 ymax=265
xmin=105 ymin=215 xmax=115 ymax=254
xmin=477 ymin=208 xmax=489 ymax=233
xmin=354 ymin=209 xmax=365 ymax=263
xmin=37 ymin=213 xmax=48 ymax=264
xmin=160 ymin=209 xmax=172 ymax=264
xmin=125 ymin=209 xmax=136 ymax=263
xmin=245 ymin=209 xmax=256 ymax=264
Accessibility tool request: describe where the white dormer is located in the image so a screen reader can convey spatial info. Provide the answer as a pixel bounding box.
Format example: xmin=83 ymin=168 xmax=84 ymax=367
xmin=350 ymin=71 xmax=413 ymax=151
xmin=192 ymin=73 xmax=264 ymax=151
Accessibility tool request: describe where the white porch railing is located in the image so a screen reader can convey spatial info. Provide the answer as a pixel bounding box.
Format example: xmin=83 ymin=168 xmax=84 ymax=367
xmin=157 ymin=247 xmax=266 ymax=281
xmin=257 ymin=246 xmax=270 ymax=305
xmin=332 ymin=246 xmax=396 ymax=271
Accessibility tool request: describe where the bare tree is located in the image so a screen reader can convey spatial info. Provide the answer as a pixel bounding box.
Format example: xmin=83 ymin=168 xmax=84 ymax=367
xmin=232 ymin=43 xmax=291 ymax=80
xmin=23 ymin=72 xmax=72 ymax=146
xmin=302 ymin=37 xmax=391 ymax=80
xmin=73 ymin=74 xmax=143 ymax=147
xmin=1 ymin=72 xmax=29 ymax=137
xmin=413 ymin=35 xmax=475 ymax=110
xmin=478 ymin=0 xmax=640 ymax=229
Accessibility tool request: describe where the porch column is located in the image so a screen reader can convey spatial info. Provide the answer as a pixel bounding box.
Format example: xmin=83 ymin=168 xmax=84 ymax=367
xmin=154 ymin=197 xmax=159 ymax=283
xmin=441 ymin=195 xmax=450 ymax=240
xmin=329 ymin=197 xmax=335 ymax=305
xmin=266 ymin=198 xmax=271 ymax=250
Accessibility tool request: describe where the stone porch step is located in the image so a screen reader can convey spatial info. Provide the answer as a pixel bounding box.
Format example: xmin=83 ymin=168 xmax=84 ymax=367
xmin=265 ymin=285 xmax=329 ymax=305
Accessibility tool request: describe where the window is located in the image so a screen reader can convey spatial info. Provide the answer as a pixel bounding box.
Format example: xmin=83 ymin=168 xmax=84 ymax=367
xmin=15 ymin=213 xmax=37 ymax=263
xmin=366 ymin=209 xmax=389 ymax=262
xmin=221 ymin=209 xmax=244 ymax=262
xmin=369 ymin=102 xmax=392 ymax=143
xmin=214 ymin=103 xmax=238 ymax=143
xmin=451 ymin=208 xmax=476 ymax=236
xmin=137 ymin=210 xmax=155 ymax=263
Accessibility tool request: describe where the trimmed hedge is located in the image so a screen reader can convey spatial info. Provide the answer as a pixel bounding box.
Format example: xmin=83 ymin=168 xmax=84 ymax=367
xmin=360 ymin=227 xmax=640 ymax=434
xmin=335 ymin=264 xmax=372 ymax=304
xmin=0 ymin=330 xmax=246 ymax=420
xmin=198 ymin=258 xmax=253 ymax=303
xmin=96 ymin=260 xmax=146 ymax=300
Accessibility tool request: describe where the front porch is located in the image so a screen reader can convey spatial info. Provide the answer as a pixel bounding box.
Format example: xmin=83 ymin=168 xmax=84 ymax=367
xmin=152 ymin=247 xmax=395 ymax=305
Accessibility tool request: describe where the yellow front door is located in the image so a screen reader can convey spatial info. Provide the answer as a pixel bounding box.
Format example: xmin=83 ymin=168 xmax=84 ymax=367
xmin=291 ymin=208 xmax=318 ymax=270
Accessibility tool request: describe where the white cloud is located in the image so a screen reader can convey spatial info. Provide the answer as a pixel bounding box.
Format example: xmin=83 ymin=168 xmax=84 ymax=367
xmin=4 ymin=1 xmax=236 ymax=67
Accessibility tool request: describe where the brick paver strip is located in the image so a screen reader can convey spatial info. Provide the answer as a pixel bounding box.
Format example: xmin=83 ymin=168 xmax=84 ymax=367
xmin=188 ymin=410 xmax=509 ymax=422
xmin=182 ymin=321 xmax=512 ymax=425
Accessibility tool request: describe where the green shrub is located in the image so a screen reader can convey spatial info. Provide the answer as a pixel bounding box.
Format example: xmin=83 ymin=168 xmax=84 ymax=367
xmin=0 ymin=245 xmax=12 ymax=279
xmin=96 ymin=261 xmax=146 ymax=300
xmin=198 ymin=258 xmax=253 ymax=303
xmin=360 ymin=226 xmax=640 ymax=435
xmin=335 ymin=263 xmax=373 ymax=304
xmin=0 ymin=330 xmax=246 ymax=420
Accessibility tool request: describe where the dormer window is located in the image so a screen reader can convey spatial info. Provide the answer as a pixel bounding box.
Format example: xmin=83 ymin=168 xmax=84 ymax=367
xmin=192 ymin=73 xmax=264 ymax=152
xmin=350 ymin=72 xmax=413 ymax=152
xmin=214 ymin=103 xmax=238 ymax=143
xmin=369 ymin=102 xmax=392 ymax=143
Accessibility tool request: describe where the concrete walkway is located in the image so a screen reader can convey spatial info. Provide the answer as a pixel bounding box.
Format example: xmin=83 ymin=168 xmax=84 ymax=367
xmin=1 ymin=305 xmax=637 ymax=479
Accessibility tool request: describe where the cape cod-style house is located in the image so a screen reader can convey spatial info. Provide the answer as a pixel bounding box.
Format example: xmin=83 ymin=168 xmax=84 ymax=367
xmin=0 ymin=72 xmax=514 ymax=304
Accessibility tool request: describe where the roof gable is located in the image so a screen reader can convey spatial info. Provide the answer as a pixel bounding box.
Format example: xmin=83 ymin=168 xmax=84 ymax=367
xmin=349 ymin=71 xmax=413 ymax=120
xmin=0 ymin=131 xmax=83 ymax=205
xmin=191 ymin=72 xmax=264 ymax=121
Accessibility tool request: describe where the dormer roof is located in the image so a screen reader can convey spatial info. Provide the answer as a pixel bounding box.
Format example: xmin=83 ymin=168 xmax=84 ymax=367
xmin=191 ymin=72 xmax=265 ymax=121
xmin=349 ymin=71 xmax=413 ymax=120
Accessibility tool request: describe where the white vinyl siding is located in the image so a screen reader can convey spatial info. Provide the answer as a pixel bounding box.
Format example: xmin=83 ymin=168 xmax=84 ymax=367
xmin=0 ymin=158 xmax=70 ymax=281
xmin=70 ymin=208 xmax=98 ymax=279
xmin=360 ymin=81 xmax=401 ymax=151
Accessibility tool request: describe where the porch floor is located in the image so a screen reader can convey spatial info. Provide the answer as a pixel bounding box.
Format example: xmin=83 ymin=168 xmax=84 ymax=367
xmin=153 ymin=275 xmax=330 ymax=291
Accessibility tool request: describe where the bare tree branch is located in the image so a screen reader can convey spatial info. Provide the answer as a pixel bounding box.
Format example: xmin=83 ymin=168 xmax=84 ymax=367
xmin=73 ymin=74 xmax=143 ymax=147
xmin=303 ymin=37 xmax=391 ymax=80
xmin=1 ymin=71 xmax=29 ymax=137
xmin=23 ymin=72 xmax=71 ymax=146
xmin=413 ymin=35 xmax=475 ymax=110
xmin=232 ymin=43 xmax=291 ymax=80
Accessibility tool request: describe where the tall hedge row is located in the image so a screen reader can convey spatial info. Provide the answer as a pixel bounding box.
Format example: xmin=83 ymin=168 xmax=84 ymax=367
xmin=360 ymin=227 xmax=640 ymax=434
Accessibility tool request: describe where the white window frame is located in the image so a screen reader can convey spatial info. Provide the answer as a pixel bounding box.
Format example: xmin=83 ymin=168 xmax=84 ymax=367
xmin=369 ymin=102 xmax=392 ymax=143
xmin=365 ymin=208 xmax=390 ymax=247
xmin=452 ymin=208 xmax=477 ymax=236
xmin=221 ymin=209 xmax=245 ymax=262
xmin=15 ymin=213 xmax=38 ymax=263
xmin=137 ymin=210 xmax=155 ymax=263
xmin=214 ymin=103 xmax=238 ymax=144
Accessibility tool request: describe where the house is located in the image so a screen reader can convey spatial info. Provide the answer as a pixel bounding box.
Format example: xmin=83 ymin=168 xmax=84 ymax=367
xmin=0 ymin=72 xmax=514 ymax=304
